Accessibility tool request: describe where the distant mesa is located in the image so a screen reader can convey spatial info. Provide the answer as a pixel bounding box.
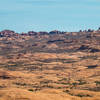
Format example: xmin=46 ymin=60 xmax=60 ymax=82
xmin=38 ymin=31 xmax=48 ymax=35
xmin=0 ymin=27 xmax=100 ymax=37
xmin=0 ymin=30 xmax=17 ymax=37
xmin=28 ymin=31 xmax=37 ymax=36
xmin=49 ymin=30 xmax=65 ymax=34
xmin=0 ymin=29 xmax=66 ymax=37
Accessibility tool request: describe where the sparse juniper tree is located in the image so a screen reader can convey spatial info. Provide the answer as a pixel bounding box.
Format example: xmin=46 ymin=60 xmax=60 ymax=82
xmin=95 ymin=81 xmax=100 ymax=87
xmin=98 ymin=27 xmax=100 ymax=30
xmin=95 ymin=81 xmax=100 ymax=91
xmin=88 ymin=29 xmax=93 ymax=32
xmin=79 ymin=30 xmax=82 ymax=32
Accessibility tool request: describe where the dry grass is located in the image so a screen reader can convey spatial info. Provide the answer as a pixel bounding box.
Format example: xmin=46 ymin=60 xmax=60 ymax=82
xmin=0 ymin=31 xmax=100 ymax=100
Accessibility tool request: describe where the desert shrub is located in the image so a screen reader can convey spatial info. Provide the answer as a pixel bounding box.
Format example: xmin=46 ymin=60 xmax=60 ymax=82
xmin=47 ymin=85 xmax=54 ymax=88
xmin=87 ymin=65 xmax=98 ymax=69
xmin=72 ymin=82 xmax=78 ymax=86
xmin=57 ymin=87 xmax=62 ymax=89
xmin=78 ymin=79 xmax=87 ymax=85
xmin=28 ymin=89 xmax=34 ymax=92
xmin=76 ymin=93 xmax=92 ymax=97
xmin=64 ymin=89 xmax=70 ymax=93
xmin=4 ymin=61 xmax=24 ymax=71
xmin=64 ymin=90 xmax=92 ymax=97
xmin=14 ymin=82 xmax=27 ymax=86
xmin=88 ymin=87 xmax=100 ymax=92
xmin=60 ymin=82 xmax=69 ymax=85
xmin=95 ymin=81 xmax=100 ymax=86
xmin=58 ymin=78 xmax=68 ymax=81
xmin=80 ymin=55 xmax=97 ymax=60
xmin=38 ymin=58 xmax=77 ymax=64
xmin=63 ymin=59 xmax=77 ymax=63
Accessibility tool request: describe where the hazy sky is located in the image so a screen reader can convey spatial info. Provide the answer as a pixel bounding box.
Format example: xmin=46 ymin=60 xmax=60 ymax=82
xmin=0 ymin=0 xmax=100 ymax=32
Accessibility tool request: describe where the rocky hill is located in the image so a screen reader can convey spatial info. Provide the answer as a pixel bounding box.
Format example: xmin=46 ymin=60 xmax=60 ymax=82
xmin=0 ymin=28 xmax=100 ymax=100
